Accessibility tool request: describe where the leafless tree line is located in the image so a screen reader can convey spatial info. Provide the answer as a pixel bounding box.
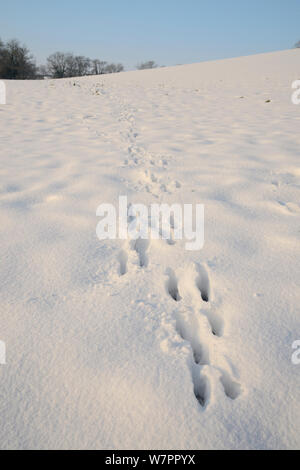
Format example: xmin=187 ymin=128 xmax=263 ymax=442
xmin=0 ymin=37 xmax=167 ymax=80
xmin=43 ymin=52 xmax=124 ymax=78
xmin=0 ymin=38 xmax=125 ymax=79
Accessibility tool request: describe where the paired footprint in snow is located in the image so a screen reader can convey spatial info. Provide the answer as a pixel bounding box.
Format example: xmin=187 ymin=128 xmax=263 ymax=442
xmin=165 ymin=265 xmax=242 ymax=408
xmin=118 ymin=238 xmax=150 ymax=276
xmin=117 ymin=204 xmax=183 ymax=276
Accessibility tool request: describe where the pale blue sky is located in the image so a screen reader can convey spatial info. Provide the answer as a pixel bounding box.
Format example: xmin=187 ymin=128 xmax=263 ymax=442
xmin=0 ymin=0 xmax=299 ymax=69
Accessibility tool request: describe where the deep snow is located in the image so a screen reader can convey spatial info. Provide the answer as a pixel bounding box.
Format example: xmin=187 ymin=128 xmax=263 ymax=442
xmin=0 ymin=49 xmax=300 ymax=449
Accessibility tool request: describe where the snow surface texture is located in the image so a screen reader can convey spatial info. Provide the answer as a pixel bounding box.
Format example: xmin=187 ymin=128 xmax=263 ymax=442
xmin=0 ymin=50 xmax=299 ymax=450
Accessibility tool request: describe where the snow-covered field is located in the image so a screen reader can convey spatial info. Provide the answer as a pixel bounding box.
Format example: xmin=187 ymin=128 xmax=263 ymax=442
xmin=0 ymin=49 xmax=299 ymax=450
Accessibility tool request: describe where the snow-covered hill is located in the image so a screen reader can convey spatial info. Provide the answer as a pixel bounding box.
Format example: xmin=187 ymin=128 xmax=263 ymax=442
xmin=0 ymin=49 xmax=299 ymax=449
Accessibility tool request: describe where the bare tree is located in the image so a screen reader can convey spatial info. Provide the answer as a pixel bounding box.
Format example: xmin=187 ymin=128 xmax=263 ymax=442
xmin=0 ymin=39 xmax=36 ymax=79
xmin=46 ymin=53 xmax=124 ymax=78
xmin=73 ymin=56 xmax=91 ymax=76
xmin=47 ymin=52 xmax=72 ymax=78
xmin=46 ymin=53 xmax=95 ymax=78
xmin=104 ymin=63 xmax=124 ymax=73
xmin=0 ymin=37 xmax=127 ymax=80
xmin=137 ymin=61 xmax=158 ymax=70
xmin=65 ymin=54 xmax=77 ymax=77
xmin=295 ymin=40 xmax=300 ymax=48
xmin=92 ymin=59 xmax=107 ymax=75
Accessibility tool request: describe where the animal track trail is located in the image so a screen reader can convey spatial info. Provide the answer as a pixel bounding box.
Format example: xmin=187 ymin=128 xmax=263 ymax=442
xmin=112 ymin=98 xmax=180 ymax=195
xmin=104 ymin=92 xmax=241 ymax=408
xmin=165 ymin=265 xmax=241 ymax=408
